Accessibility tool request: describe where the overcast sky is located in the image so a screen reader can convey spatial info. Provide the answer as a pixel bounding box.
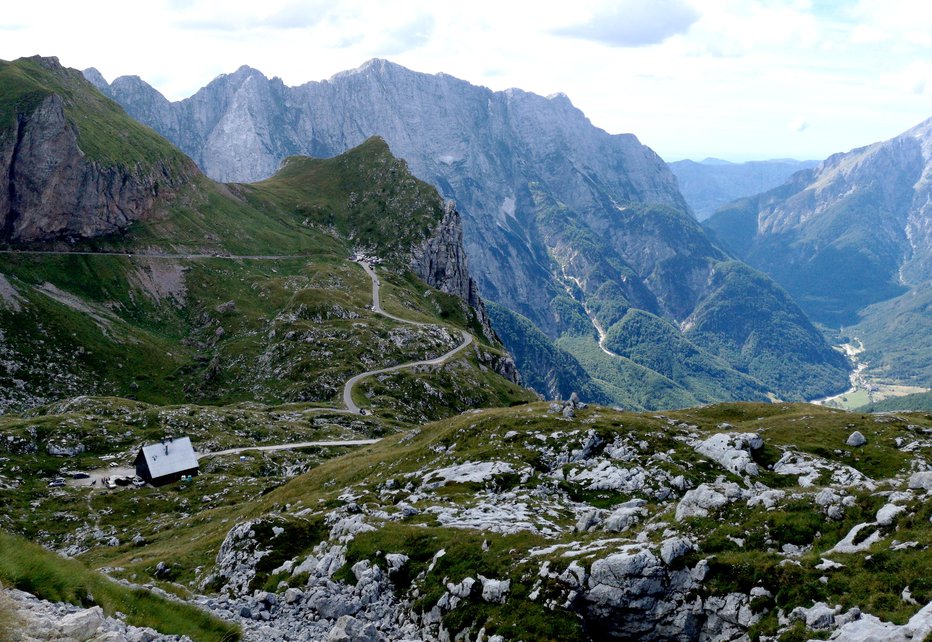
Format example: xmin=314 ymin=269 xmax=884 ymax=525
xmin=2 ymin=0 xmax=930 ymax=161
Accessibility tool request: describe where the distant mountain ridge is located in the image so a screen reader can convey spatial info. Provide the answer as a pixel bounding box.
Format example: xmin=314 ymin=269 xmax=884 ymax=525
xmin=86 ymin=60 xmax=850 ymax=406
xmin=668 ymin=158 xmax=820 ymax=220
xmin=704 ymin=117 xmax=932 ymax=385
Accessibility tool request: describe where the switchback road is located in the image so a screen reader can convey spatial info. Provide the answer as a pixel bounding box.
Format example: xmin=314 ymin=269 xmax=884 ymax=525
xmin=342 ymin=260 xmax=474 ymax=414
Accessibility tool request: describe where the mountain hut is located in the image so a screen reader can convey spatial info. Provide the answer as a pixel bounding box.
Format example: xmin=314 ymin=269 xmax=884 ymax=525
xmin=134 ymin=436 xmax=199 ymax=486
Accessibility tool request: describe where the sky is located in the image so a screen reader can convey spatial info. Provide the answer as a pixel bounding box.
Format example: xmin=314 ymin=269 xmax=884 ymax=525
xmin=1 ymin=0 xmax=930 ymax=162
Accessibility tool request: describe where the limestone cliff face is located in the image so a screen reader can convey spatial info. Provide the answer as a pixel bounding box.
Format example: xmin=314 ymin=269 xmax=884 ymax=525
xmin=107 ymin=66 xmax=297 ymax=184
xmin=410 ymin=200 xmax=522 ymax=383
xmin=0 ymin=58 xmax=195 ymax=243
xmin=410 ymin=200 xmax=494 ymax=339
xmin=0 ymin=94 xmax=178 ymax=242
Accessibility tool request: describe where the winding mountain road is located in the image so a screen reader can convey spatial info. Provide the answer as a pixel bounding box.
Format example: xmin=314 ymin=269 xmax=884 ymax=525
xmin=342 ymin=260 xmax=474 ymax=414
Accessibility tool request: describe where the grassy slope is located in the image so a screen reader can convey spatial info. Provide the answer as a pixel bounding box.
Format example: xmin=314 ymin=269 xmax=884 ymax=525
xmin=0 ymin=531 xmax=239 ymax=641
xmin=245 ymin=138 xmax=443 ymax=263
xmin=0 ymin=396 xmax=386 ymax=539
xmin=0 ymin=132 xmax=529 ymax=412
xmin=0 ymin=396 xmax=399 ymax=607
xmin=4 ymin=398 xmax=929 ymax=638
xmin=671 ymin=404 xmax=932 ymax=636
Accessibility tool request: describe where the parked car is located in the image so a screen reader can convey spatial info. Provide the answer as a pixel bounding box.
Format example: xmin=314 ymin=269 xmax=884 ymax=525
xmin=48 ymin=478 xmax=65 ymax=487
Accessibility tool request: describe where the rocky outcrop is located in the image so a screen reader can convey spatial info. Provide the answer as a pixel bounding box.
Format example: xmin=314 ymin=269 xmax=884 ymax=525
xmin=0 ymin=58 xmax=194 ymax=243
xmin=410 ymin=200 xmax=496 ymax=342
xmin=204 ymin=519 xmax=277 ymax=595
xmin=694 ymin=432 xmax=763 ymax=476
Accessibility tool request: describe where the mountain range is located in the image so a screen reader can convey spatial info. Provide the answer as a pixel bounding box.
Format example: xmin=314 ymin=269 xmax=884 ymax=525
xmin=705 ymin=117 xmax=932 ymax=386
xmin=84 ymin=59 xmax=849 ymax=407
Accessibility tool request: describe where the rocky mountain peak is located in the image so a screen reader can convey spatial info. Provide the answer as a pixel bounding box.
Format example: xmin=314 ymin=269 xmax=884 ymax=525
xmin=107 ymin=74 xmax=164 ymax=104
xmin=222 ymin=64 xmax=268 ymax=86
xmin=81 ymin=66 xmax=108 ymax=91
xmin=906 ymin=115 xmax=932 ymax=142
xmin=904 ymin=116 xmax=932 ymax=188
xmin=331 ymin=58 xmax=408 ymax=82
xmin=21 ymin=54 xmax=62 ymax=71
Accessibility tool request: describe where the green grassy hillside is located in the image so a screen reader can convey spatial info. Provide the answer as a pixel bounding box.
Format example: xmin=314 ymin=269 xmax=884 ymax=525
xmin=0 ymin=85 xmax=531 ymax=415
xmin=246 ymin=139 xmax=444 ymax=263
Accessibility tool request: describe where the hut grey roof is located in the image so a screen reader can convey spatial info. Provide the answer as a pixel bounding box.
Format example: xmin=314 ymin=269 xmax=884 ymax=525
xmin=139 ymin=437 xmax=198 ymax=479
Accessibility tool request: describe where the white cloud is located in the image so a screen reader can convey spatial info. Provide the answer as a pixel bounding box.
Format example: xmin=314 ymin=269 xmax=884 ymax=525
xmin=360 ymin=10 xmax=436 ymax=56
xmin=881 ymin=61 xmax=932 ymax=95
xmin=849 ymin=24 xmax=888 ymax=45
xmin=788 ymin=117 xmax=809 ymax=133
xmin=554 ymin=0 xmax=700 ymax=47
